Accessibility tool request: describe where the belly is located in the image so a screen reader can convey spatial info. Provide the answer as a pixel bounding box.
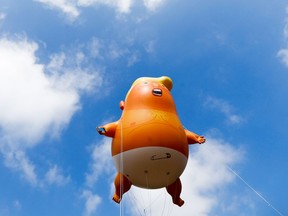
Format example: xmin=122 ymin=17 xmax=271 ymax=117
xmin=113 ymin=147 xmax=188 ymax=189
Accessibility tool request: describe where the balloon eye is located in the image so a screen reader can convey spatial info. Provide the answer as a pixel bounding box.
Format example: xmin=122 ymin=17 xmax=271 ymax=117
xmin=152 ymin=88 xmax=162 ymax=96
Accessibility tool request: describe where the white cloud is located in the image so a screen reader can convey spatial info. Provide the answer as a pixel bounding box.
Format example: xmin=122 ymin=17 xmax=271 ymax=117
xmin=13 ymin=200 xmax=22 ymax=210
xmin=143 ymin=0 xmax=165 ymax=11
xmin=36 ymin=0 xmax=167 ymax=19
xmin=45 ymin=165 xmax=70 ymax=186
xmin=82 ymin=135 xmax=115 ymax=215
xmin=78 ymin=0 xmax=165 ymax=13
xmin=204 ymin=96 xmax=244 ymax=125
xmin=0 ymin=13 xmax=6 ymax=21
xmin=35 ymin=0 xmax=80 ymax=20
xmin=277 ymin=6 xmax=288 ymax=67
xmin=284 ymin=7 xmax=288 ymax=38
xmin=81 ymin=190 xmax=102 ymax=216
xmin=277 ymin=49 xmax=288 ymax=67
xmin=77 ymin=0 xmax=133 ymax=14
xmin=123 ymin=137 xmax=247 ymax=216
xmin=107 ymin=42 xmax=125 ymax=59
xmin=145 ymin=40 xmax=156 ymax=53
xmin=47 ymin=53 xmax=99 ymax=94
xmin=0 ymin=36 xmax=103 ymax=184
xmin=88 ymin=38 xmax=102 ymax=59
xmin=47 ymin=52 xmax=66 ymax=70
xmin=127 ymin=51 xmax=140 ymax=66
xmin=0 ymin=37 xmax=99 ymax=146
xmin=85 ymin=138 xmax=115 ymax=187
xmin=2 ymin=149 xmax=38 ymax=185
xmin=86 ymin=37 xmax=141 ymax=67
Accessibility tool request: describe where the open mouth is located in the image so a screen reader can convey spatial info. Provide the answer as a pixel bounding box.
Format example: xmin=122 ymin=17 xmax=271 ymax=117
xmin=152 ymin=88 xmax=162 ymax=96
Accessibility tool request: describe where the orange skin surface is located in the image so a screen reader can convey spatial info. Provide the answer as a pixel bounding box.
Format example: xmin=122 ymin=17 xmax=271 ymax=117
xmin=98 ymin=77 xmax=205 ymax=156
xmin=97 ymin=76 xmax=205 ymax=206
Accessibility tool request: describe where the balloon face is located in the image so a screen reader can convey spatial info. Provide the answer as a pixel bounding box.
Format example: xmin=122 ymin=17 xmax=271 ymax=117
xmin=97 ymin=76 xmax=205 ymax=206
xmin=123 ymin=78 xmax=176 ymax=112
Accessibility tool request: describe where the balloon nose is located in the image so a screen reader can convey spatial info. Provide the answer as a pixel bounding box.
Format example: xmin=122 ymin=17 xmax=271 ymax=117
xmin=158 ymin=76 xmax=173 ymax=91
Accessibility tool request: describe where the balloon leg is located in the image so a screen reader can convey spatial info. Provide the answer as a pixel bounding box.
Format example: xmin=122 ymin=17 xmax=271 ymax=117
xmin=113 ymin=173 xmax=132 ymax=204
xmin=166 ymin=178 xmax=184 ymax=207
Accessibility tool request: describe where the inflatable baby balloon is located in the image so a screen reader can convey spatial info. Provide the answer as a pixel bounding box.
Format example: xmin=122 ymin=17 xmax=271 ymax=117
xmin=97 ymin=76 xmax=205 ymax=207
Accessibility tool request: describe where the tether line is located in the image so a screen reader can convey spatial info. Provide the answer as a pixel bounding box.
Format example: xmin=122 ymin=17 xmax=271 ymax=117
xmin=227 ymin=166 xmax=285 ymax=216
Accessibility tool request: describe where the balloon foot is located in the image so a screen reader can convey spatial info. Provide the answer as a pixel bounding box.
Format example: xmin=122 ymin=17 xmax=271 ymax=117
xmin=173 ymin=198 xmax=184 ymax=207
xmin=112 ymin=194 xmax=121 ymax=204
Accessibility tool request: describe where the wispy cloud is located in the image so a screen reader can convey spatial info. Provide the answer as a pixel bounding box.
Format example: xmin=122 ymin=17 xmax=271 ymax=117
xmin=0 ymin=12 xmax=6 ymax=21
xmin=277 ymin=6 xmax=288 ymax=67
xmin=78 ymin=0 xmax=133 ymax=14
xmin=0 ymin=35 xmax=103 ymax=185
xmin=45 ymin=165 xmax=70 ymax=186
xmin=143 ymin=0 xmax=165 ymax=11
xmin=204 ymin=96 xmax=244 ymax=125
xmin=127 ymin=51 xmax=140 ymax=66
xmin=86 ymin=37 xmax=141 ymax=67
xmin=81 ymin=190 xmax=102 ymax=216
xmin=35 ymin=0 xmax=167 ymax=20
xmin=2 ymin=149 xmax=38 ymax=185
xmin=85 ymin=138 xmax=115 ymax=188
xmin=2 ymin=144 xmax=70 ymax=187
xmin=81 ymin=137 xmax=115 ymax=216
xmin=277 ymin=49 xmax=288 ymax=66
xmin=34 ymin=0 xmax=80 ymax=21
xmin=145 ymin=40 xmax=156 ymax=54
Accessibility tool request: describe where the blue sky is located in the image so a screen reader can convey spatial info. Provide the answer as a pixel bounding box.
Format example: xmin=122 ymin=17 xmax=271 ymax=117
xmin=0 ymin=0 xmax=288 ymax=215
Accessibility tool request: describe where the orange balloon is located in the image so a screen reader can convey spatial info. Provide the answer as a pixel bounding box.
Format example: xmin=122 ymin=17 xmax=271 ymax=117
xmin=97 ymin=76 xmax=205 ymax=207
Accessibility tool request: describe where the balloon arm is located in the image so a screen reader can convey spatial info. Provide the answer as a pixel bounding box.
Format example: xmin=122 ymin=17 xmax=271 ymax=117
xmin=185 ymin=129 xmax=206 ymax=144
xmin=96 ymin=121 xmax=118 ymax=137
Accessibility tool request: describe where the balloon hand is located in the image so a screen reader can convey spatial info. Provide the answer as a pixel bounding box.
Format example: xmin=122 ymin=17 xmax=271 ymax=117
xmin=197 ymin=135 xmax=206 ymax=144
xmin=96 ymin=127 xmax=106 ymax=135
